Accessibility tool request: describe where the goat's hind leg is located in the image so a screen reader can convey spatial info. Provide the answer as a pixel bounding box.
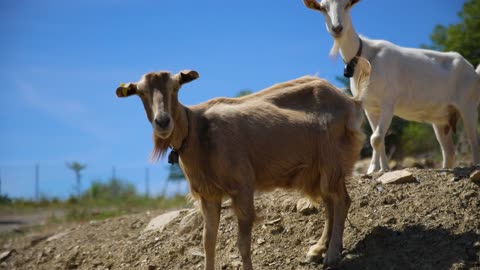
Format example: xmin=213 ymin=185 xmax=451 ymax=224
xmin=459 ymin=105 xmax=480 ymax=164
xmin=232 ymin=190 xmax=255 ymax=270
xmin=433 ymin=123 xmax=455 ymax=168
xmin=323 ymin=181 xmax=351 ymax=268
xmin=306 ymin=196 xmax=333 ymax=263
xmin=201 ymin=198 xmax=221 ymax=270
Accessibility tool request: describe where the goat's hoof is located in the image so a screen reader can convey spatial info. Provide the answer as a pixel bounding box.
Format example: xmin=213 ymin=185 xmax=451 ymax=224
xmin=323 ymin=252 xmax=341 ymax=269
xmin=306 ymin=244 xmax=327 ymax=264
xmin=305 ymin=253 xmax=323 ymax=264
xmin=366 ymin=168 xmax=376 ymax=175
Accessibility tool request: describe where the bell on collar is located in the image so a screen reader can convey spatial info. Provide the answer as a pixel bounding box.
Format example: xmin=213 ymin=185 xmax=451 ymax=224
xmin=168 ymin=149 xmax=179 ymax=164
xmin=344 ymin=63 xmax=355 ymax=78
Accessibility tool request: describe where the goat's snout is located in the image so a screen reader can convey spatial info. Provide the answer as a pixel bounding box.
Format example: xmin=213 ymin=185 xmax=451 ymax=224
xmin=331 ymin=25 xmax=343 ymax=35
xmin=154 ymin=113 xmax=171 ymax=129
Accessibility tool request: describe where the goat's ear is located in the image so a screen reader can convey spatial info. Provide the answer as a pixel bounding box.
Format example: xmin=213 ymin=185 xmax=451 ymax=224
xmin=177 ymin=70 xmax=199 ymax=85
xmin=116 ymin=83 xmax=137 ymax=98
xmin=303 ymin=0 xmax=322 ymax=11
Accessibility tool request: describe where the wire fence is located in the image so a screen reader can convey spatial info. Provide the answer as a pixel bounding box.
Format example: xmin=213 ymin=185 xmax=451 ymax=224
xmin=0 ymin=163 xmax=188 ymax=200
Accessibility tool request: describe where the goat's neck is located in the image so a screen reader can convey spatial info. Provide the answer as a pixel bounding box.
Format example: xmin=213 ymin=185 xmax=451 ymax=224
xmin=339 ymin=25 xmax=361 ymax=63
xmin=170 ymin=105 xmax=189 ymax=151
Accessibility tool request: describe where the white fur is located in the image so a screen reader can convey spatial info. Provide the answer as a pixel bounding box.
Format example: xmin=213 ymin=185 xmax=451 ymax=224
xmin=306 ymin=0 xmax=480 ymax=172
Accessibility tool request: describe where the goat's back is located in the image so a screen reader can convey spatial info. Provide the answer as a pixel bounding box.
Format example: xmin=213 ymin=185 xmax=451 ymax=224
xmin=190 ymin=77 xmax=364 ymax=198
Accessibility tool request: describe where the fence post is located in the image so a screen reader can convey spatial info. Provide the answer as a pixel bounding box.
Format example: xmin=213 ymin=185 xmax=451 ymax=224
xmin=145 ymin=167 xmax=150 ymax=198
xmin=35 ymin=164 xmax=39 ymax=201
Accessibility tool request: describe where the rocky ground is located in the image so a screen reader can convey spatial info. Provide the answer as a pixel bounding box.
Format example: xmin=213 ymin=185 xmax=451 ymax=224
xmin=1 ymin=166 xmax=479 ymax=270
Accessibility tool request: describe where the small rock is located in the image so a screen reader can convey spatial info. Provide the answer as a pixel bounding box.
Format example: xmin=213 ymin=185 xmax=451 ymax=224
xmin=178 ymin=210 xmax=203 ymax=234
xmin=189 ymin=250 xmax=205 ymax=258
xmin=470 ymin=170 xmax=480 ymax=183
xmin=265 ymin=217 xmax=282 ymax=225
xmin=376 ymin=170 xmax=416 ymax=185
xmin=296 ymin=198 xmax=318 ymax=215
xmin=144 ymin=209 xmax=187 ymax=232
xmin=0 ymin=250 xmax=14 ymax=262
xmin=47 ymin=231 xmax=70 ymax=242
xmin=89 ymin=220 xmax=99 ymax=226
xmin=257 ymin=238 xmax=266 ymax=245
xmin=450 ymin=176 xmax=461 ymax=182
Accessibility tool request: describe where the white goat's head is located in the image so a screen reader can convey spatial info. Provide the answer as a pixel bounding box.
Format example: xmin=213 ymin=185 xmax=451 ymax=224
xmin=303 ymin=0 xmax=360 ymax=39
xmin=116 ymin=70 xmax=199 ymax=139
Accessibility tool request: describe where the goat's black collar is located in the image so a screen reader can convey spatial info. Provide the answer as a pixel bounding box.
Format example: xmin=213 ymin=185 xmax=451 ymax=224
xmin=343 ymin=38 xmax=363 ymax=78
xmin=168 ymin=108 xmax=190 ymax=165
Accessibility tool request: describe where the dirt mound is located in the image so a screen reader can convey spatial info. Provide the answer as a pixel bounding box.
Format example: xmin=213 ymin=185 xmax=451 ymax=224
xmin=1 ymin=168 xmax=480 ymax=270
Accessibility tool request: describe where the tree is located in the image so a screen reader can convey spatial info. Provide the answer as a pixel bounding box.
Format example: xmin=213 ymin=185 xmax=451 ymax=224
xmin=66 ymin=161 xmax=87 ymax=198
xmin=87 ymin=178 xmax=136 ymax=201
xmin=422 ymin=0 xmax=480 ymax=66
xmin=236 ymin=89 xmax=253 ymax=97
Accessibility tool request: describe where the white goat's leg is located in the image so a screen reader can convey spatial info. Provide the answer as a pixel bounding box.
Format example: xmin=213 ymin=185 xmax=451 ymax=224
xmin=201 ymin=198 xmax=221 ymax=270
xmin=370 ymin=107 xmax=393 ymax=172
xmin=365 ymin=111 xmax=381 ymax=174
xmin=306 ymin=197 xmax=333 ymax=262
xmin=460 ymin=106 xmax=480 ymax=165
xmin=324 ymin=182 xmax=351 ymax=268
xmin=232 ymin=192 xmax=255 ymax=270
xmin=432 ymin=124 xmax=456 ymax=168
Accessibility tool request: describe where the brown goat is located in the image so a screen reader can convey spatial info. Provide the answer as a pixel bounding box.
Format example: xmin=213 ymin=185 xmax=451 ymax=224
xmin=116 ymin=67 xmax=369 ymax=269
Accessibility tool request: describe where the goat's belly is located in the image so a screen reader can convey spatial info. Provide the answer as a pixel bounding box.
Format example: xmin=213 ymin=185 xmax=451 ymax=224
xmin=394 ymin=104 xmax=450 ymax=125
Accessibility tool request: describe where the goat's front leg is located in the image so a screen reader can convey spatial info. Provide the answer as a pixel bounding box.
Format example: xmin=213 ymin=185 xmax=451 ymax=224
xmin=432 ymin=123 xmax=455 ymax=168
xmin=201 ymin=198 xmax=221 ymax=270
xmin=365 ymin=111 xmax=381 ymax=174
xmin=232 ymin=191 xmax=255 ymax=270
xmin=369 ymin=107 xmax=393 ymax=172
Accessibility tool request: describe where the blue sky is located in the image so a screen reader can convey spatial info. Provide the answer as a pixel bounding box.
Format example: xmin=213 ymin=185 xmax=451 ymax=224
xmin=0 ymin=0 xmax=467 ymax=199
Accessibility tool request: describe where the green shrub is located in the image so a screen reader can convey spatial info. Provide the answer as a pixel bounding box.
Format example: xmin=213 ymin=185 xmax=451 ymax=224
xmin=399 ymin=122 xmax=439 ymax=156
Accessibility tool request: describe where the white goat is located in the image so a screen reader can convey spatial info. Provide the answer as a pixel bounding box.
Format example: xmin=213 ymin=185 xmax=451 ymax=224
xmin=304 ymin=0 xmax=480 ymax=173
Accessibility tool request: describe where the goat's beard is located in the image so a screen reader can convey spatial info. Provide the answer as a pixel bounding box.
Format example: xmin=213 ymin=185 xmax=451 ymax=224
xmin=329 ymin=39 xmax=341 ymax=59
xmin=151 ymin=133 xmax=170 ymax=162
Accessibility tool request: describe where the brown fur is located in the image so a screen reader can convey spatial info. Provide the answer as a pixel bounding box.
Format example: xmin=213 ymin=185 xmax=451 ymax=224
xmin=445 ymin=105 xmax=460 ymax=135
xmin=117 ymin=71 xmax=368 ymax=269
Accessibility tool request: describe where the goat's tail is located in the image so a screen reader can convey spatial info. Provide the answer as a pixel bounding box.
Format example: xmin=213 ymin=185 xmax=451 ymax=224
xmin=476 ymin=64 xmax=480 ymax=76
